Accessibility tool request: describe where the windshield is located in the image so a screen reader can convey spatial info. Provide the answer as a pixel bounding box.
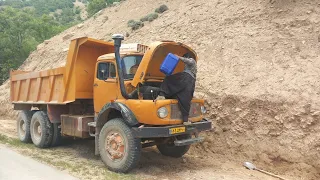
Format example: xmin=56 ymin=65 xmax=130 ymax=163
xmin=121 ymin=55 xmax=143 ymax=79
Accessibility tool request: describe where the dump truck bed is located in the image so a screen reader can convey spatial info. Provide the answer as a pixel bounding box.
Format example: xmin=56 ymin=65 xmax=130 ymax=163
xmin=10 ymin=37 xmax=114 ymax=104
xmin=11 ymin=67 xmax=66 ymax=104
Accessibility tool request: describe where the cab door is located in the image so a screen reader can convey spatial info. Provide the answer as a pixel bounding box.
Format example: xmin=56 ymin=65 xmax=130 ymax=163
xmin=93 ymin=61 xmax=118 ymax=113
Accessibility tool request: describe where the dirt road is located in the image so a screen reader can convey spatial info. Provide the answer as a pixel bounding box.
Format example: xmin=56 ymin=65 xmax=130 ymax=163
xmin=0 ymin=144 xmax=78 ymax=180
xmin=0 ymin=119 xmax=291 ymax=180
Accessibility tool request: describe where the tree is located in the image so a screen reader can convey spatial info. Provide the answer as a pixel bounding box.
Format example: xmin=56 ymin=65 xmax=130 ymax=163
xmin=0 ymin=0 xmax=82 ymax=84
xmin=0 ymin=8 xmax=36 ymax=83
xmin=59 ymin=8 xmax=76 ymax=24
xmin=87 ymin=0 xmax=106 ymax=17
xmin=32 ymin=14 xmax=65 ymax=41
xmin=106 ymin=0 xmax=120 ymax=5
xmin=0 ymin=7 xmax=66 ymax=84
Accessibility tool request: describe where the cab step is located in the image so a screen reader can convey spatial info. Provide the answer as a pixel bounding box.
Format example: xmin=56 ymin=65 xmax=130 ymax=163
xmin=88 ymin=122 xmax=96 ymax=127
xmin=174 ymin=136 xmax=204 ymax=146
xmin=88 ymin=122 xmax=96 ymax=137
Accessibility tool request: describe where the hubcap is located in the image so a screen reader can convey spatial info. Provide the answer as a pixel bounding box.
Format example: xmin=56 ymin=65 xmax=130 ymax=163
xmin=37 ymin=126 xmax=41 ymax=134
xmin=19 ymin=120 xmax=26 ymax=135
xmin=105 ymin=132 xmax=125 ymax=160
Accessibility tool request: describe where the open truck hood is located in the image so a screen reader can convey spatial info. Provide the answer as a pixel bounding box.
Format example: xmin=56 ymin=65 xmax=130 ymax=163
xmin=131 ymin=41 xmax=198 ymax=87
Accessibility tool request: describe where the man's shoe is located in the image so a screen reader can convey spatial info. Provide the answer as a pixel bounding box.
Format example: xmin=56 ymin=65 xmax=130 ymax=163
xmin=183 ymin=121 xmax=192 ymax=125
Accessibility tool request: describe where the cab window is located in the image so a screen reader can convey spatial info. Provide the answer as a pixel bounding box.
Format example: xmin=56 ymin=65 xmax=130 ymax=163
xmin=121 ymin=55 xmax=143 ymax=79
xmin=97 ymin=62 xmax=116 ymax=80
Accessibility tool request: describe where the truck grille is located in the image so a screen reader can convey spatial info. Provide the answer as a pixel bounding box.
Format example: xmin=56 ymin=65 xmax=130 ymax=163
xmin=170 ymin=103 xmax=201 ymax=120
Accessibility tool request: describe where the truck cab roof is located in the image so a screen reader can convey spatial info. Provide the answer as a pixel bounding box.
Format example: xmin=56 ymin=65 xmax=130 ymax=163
xmin=97 ymin=43 xmax=147 ymax=61
xmin=97 ymin=52 xmax=144 ymax=61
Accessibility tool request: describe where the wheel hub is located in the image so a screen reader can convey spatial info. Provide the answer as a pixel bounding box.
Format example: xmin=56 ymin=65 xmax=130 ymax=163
xmin=20 ymin=121 xmax=26 ymax=132
xmin=22 ymin=124 xmax=26 ymax=131
xmin=33 ymin=121 xmax=42 ymax=141
xmin=105 ymin=133 xmax=124 ymax=160
xmin=37 ymin=126 xmax=42 ymax=134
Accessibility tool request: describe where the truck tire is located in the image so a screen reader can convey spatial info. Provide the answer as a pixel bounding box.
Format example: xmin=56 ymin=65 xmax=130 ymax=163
xmin=157 ymin=134 xmax=191 ymax=158
xmin=51 ymin=123 xmax=62 ymax=147
xmin=17 ymin=110 xmax=33 ymax=143
xmin=99 ymin=118 xmax=141 ymax=173
xmin=30 ymin=111 xmax=53 ymax=148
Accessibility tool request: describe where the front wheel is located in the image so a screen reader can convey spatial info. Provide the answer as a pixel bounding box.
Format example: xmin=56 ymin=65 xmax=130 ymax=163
xmin=157 ymin=134 xmax=191 ymax=158
xmin=99 ymin=118 xmax=141 ymax=173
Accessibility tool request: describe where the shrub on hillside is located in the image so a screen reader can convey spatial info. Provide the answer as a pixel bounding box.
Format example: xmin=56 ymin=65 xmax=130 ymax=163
xmin=140 ymin=16 xmax=148 ymax=22
xmin=127 ymin=20 xmax=144 ymax=30
xmin=140 ymin=13 xmax=158 ymax=22
xmin=147 ymin=13 xmax=158 ymax=22
xmin=127 ymin=19 xmax=135 ymax=26
xmin=106 ymin=0 xmax=121 ymax=6
xmin=155 ymin=4 xmax=168 ymax=13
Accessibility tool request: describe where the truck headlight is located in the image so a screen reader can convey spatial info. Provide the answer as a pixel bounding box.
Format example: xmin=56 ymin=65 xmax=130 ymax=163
xmin=157 ymin=107 xmax=168 ymax=118
xmin=201 ymin=106 xmax=206 ymax=114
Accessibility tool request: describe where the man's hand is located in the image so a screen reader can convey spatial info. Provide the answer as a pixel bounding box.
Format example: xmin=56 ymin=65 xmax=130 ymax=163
xmin=174 ymin=54 xmax=181 ymax=59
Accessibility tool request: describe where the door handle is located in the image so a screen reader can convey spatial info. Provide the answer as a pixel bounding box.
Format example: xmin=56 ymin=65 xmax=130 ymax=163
xmin=93 ymin=83 xmax=98 ymax=87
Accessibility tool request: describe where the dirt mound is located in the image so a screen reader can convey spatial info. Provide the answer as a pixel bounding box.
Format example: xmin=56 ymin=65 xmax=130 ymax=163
xmin=1 ymin=0 xmax=320 ymax=179
xmin=194 ymin=91 xmax=320 ymax=179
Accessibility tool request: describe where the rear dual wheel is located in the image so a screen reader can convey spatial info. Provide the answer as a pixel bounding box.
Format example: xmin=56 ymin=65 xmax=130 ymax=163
xmin=17 ymin=110 xmax=61 ymax=148
xmin=51 ymin=123 xmax=62 ymax=147
xmin=30 ymin=111 xmax=53 ymax=148
xmin=17 ymin=111 xmax=33 ymax=143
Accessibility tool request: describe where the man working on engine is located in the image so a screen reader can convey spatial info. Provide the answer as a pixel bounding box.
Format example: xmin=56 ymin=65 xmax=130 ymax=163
xmin=156 ymin=53 xmax=197 ymax=125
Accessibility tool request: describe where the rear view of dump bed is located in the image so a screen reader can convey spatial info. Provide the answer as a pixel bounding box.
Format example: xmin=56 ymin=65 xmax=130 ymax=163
xmin=10 ymin=37 xmax=114 ymax=105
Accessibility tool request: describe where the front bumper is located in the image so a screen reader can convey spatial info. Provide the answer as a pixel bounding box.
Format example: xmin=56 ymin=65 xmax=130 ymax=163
xmin=132 ymin=119 xmax=212 ymax=138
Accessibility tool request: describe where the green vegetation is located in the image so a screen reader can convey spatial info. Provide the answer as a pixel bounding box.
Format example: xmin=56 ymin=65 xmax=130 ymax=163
xmin=155 ymin=4 xmax=168 ymax=14
xmin=87 ymin=0 xmax=106 ymax=16
xmin=0 ymin=0 xmax=84 ymax=84
xmin=147 ymin=13 xmax=158 ymax=22
xmin=127 ymin=20 xmax=144 ymax=30
xmin=130 ymin=5 xmax=169 ymax=31
xmin=140 ymin=13 xmax=158 ymax=22
xmin=0 ymin=0 xmax=76 ymax=15
xmin=0 ymin=134 xmax=35 ymax=148
xmin=87 ymin=0 xmax=122 ymax=17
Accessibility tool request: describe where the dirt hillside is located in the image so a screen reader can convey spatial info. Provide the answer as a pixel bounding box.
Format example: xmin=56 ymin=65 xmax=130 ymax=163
xmin=0 ymin=0 xmax=319 ymax=179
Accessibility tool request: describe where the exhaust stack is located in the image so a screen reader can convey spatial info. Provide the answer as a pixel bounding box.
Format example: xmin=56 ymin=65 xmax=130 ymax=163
xmin=112 ymin=34 xmax=136 ymax=99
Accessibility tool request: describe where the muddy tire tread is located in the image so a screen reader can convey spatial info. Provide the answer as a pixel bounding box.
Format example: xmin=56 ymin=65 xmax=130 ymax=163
xmin=30 ymin=111 xmax=53 ymax=148
xmin=17 ymin=110 xmax=33 ymax=143
xmin=98 ymin=118 xmax=141 ymax=173
xmin=51 ymin=123 xmax=62 ymax=147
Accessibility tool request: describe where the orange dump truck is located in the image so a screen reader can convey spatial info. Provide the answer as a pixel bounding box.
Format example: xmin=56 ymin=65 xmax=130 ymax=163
xmin=10 ymin=34 xmax=212 ymax=172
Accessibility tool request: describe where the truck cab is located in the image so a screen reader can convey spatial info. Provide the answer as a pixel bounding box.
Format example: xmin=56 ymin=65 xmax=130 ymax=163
xmin=10 ymin=34 xmax=212 ymax=173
